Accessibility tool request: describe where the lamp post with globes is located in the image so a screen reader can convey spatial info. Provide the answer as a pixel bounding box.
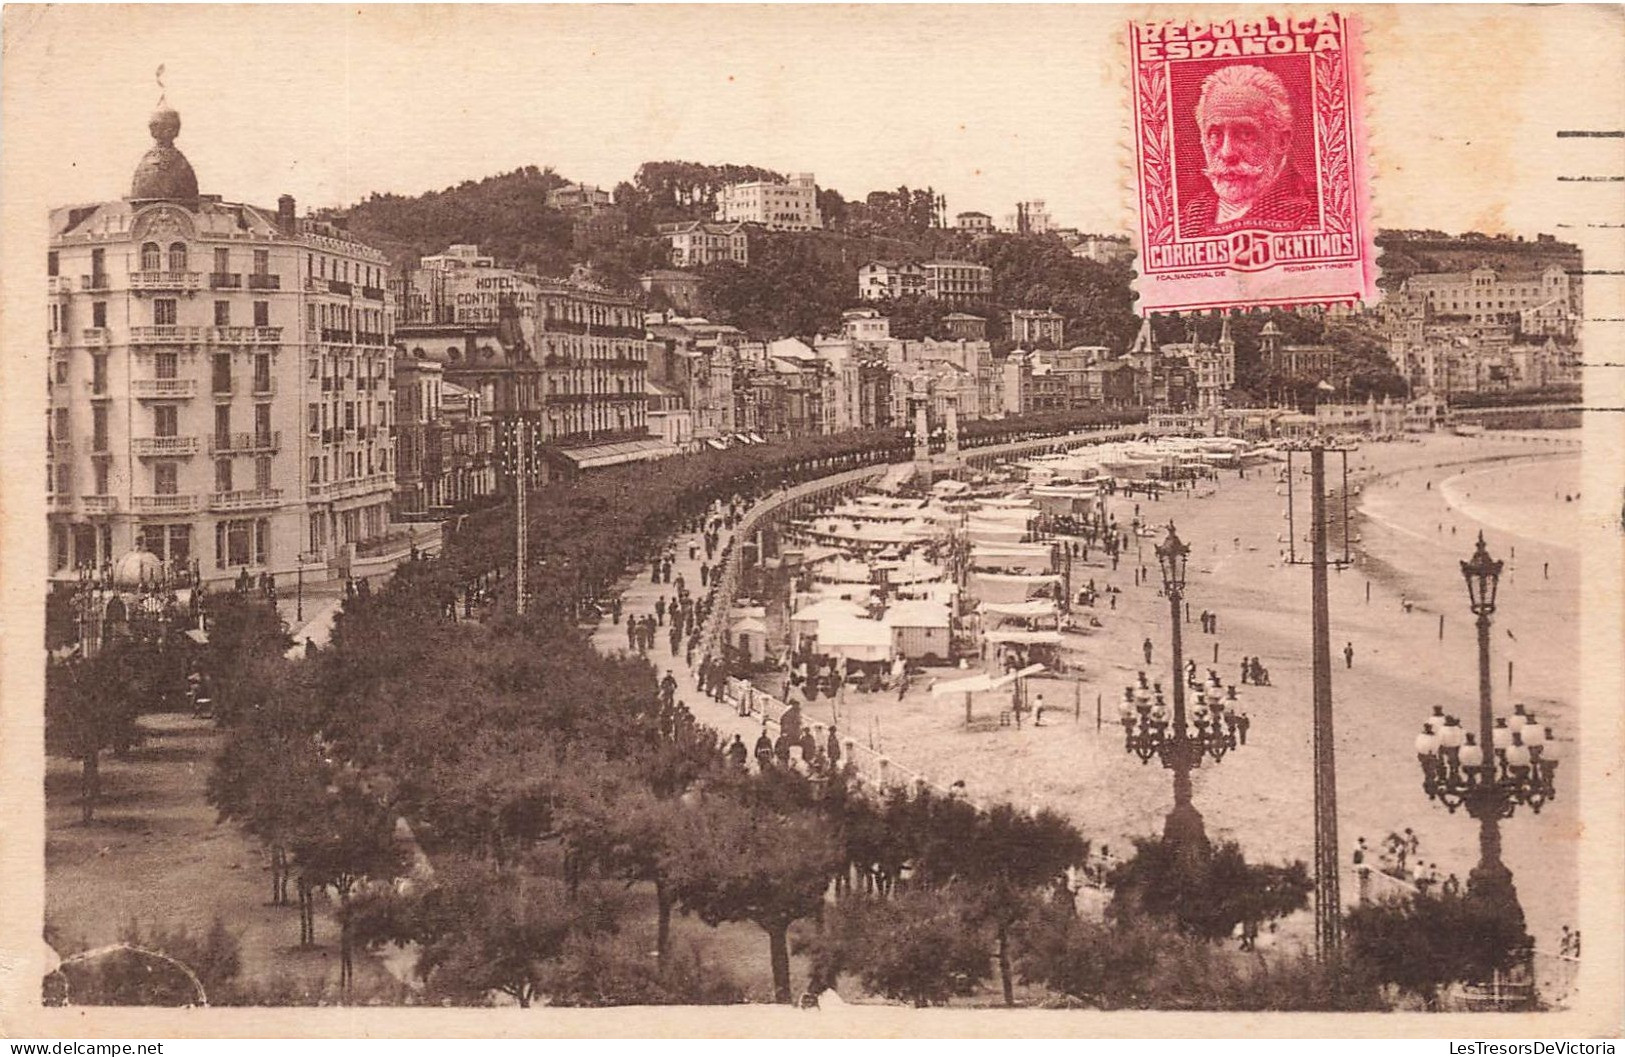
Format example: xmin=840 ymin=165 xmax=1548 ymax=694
xmin=1414 ymin=533 xmax=1555 ymax=946
xmin=1116 ymin=524 xmax=1247 ymax=857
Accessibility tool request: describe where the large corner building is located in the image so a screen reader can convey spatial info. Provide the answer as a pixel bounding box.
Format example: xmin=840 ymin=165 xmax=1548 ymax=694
xmin=47 ymin=103 xmax=397 ymax=582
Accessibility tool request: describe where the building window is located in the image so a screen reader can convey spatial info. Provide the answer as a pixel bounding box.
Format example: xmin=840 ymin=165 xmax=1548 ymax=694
xmin=141 ymin=242 xmax=162 ymax=271
xmin=215 ymin=458 xmax=233 ymax=493
xmin=255 ymin=455 xmax=272 ymax=493
xmin=154 ymin=461 xmax=178 ymax=495
xmin=154 ymin=351 xmax=178 ymax=380
xmin=149 ymin=403 xmax=178 ymax=438
xmin=308 ymin=456 xmax=320 ymax=483
xmin=93 ymin=301 xmax=107 ymax=328
xmin=213 ymin=353 xmax=232 ymax=394
xmin=254 ymin=355 xmax=271 ymax=392
xmin=255 ymin=519 xmax=270 ymax=565
xmin=215 ymin=247 xmax=230 ymax=275
xmin=308 ymin=403 xmax=320 ymax=434
xmin=253 ymin=301 xmax=269 ymax=328
xmin=48 ymin=251 xmax=59 ymax=277
xmin=168 ymin=242 xmax=188 ymax=273
xmin=154 ymin=299 xmax=177 ymax=326
xmin=253 ymin=250 xmax=269 ymax=276
xmin=90 ymin=248 xmax=106 ymax=285
xmin=215 ymin=301 xmax=230 ymax=326
xmin=56 ymin=462 xmax=71 ymax=495
xmin=91 ymin=354 xmax=107 ymax=395
xmin=254 ymin=402 xmax=272 ymax=444
xmin=91 ymin=404 xmax=109 ymax=450
xmin=94 ymin=458 xmax=109 ymax=495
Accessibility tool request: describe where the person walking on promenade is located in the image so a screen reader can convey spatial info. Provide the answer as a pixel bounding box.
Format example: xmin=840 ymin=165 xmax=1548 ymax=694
xmin=827 ymin=726 xmax=843 ymax=770
xmin=754 ymin=728 xmax=774 ymax=771
xmin=611 ymin=597 xmax=622 ymax=625
xmin=1353 ymin=837 xmax=1371 ymax=904
xmin=1143 ymin=637 xmax=1154 ymax=665
xmin=655 ymin=596 xmax=667 ymax=625
xmin=670 ymin=624 xmax=682 ymax=655
xmin=727 ymin=734 xmax=748 ymax=769
xmin=660 ymin=670 xmax=678 ymax=708
xmin=626 ymin=616 xmax=637 ymax=651
xmin=1344 ymin=641 xmax=1355 ymax=669
xmin=1240 ymin=658 xmax=1250 ymax=685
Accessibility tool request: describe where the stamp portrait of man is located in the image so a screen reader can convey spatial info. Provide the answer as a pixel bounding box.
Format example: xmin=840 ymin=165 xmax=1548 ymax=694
xmin=1178 ymin=63 xmax=1319 ymax=238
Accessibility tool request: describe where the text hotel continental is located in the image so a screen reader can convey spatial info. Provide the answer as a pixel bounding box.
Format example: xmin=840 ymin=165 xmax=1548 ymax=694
xmin=1136 ymin=14 xmax=1347 ymax=61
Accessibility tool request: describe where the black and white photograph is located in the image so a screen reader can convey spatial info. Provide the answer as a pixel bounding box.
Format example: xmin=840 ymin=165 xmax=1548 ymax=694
xmin=1 ymin=2 xmax=1621 ymax=1037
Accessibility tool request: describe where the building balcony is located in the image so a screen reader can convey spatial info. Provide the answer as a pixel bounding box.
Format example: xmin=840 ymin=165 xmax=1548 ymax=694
xmin=328 ymin=279 xmax=353 ymax=295
xmin=86 ymin=381 xmax=113 ymax=401
xmin=82 ymin=327 xmax=110 ymax=345
xmin=49 ymin=494 xmax=75 ymax=514
xmin=132 ymin=378 xmax=198 ymax=399
xmin=130 ymin=270 xmax=201 ymax=292
xmin=81 ymin=274 xmax=110 ymax=292
xmin=247 ymin=273 xmax=281 ymax=291
xmin=210 ymin=431 xmax=281 ymax=454
xmin=209 ymin=272 xmax=243 ymax=290
xmin=48 ymin=330 xmax=66 ymax=347
xmin=355 ymin=331 xmax=386 ymax=347
xmin=361 ymin=286 xmax=385 ymax=301
xmin=211 ymin=326 xmax=284 ymax=345
xmin=48 ymin=276 xmax=74 ymax=295
xmin=133 ymin=435 xmax=200 ymax=458
xmin=131 ymin=494 xmax=199 ymax=515
xmin=81 ymin=495 xmax=120 ymax=515
xmin=50 ymin=437 xmax=72 ymax=457
xmin=210 ymin=488 xmax=284 ymax=512
xmin=131 ymin=325 xmax=206 ymax=345
xmin=321 ymin=329 xmax=354 ymax=344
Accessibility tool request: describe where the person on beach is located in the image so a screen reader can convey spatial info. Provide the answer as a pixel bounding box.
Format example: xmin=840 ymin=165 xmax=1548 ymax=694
xmin=1143 ymin=637 xmax=1154 ymax=665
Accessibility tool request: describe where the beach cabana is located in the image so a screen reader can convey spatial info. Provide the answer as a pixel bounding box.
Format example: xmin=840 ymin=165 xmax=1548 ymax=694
xmin=728 ymin=613 xmax=770 ymax=663
xmin=790 ymin=597 xmax=867 ymax=650
xmin=886 ymin=599 xmax=952 ymax=662
xmin=815 ymin=614 xmax=895 ymax=665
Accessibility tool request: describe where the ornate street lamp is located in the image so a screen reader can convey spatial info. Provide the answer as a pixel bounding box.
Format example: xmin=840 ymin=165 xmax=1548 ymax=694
xmin=1414 ymin=533 xmax=1550 ymax=947
xmin=1115 ymin=524 xmax=1245 ymax=855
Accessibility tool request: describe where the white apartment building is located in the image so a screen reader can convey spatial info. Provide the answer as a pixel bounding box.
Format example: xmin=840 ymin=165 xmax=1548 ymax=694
xmin=857 ymin=261 xmax=926 ymax=301
xmin=1403 ymin=265 xmax=1575 ymax=332
xmin=923 ymin=260 xmax=992 ymax=305
xmin=716 ymin=173 xmax=823 ymax=231
xmin=663 ymin=221 xmax=749 ymax=268
xmin=47 ymin=103 xmax=396 ymax=582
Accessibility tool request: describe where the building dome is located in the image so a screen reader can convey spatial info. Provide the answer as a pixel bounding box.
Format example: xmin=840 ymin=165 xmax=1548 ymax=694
xmin=111 ymin=549 xmax=165 ymax=589
xmin=130 ymin=104 xmax=198 ymax=202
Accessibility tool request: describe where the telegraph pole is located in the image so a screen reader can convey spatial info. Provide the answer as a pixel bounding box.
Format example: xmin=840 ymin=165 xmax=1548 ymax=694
xmin=1286 ymin=442 xmax=1350 ymax=961
xmin=515 ymin=418 xmax=528 ymax=615
xmin=1309 ymin=446 xmax=1341 ymax=959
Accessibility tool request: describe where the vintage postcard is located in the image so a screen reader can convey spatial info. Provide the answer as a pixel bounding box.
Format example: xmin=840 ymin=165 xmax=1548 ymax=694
xmin=0 ymin=3 xmax=1621 ymax=1041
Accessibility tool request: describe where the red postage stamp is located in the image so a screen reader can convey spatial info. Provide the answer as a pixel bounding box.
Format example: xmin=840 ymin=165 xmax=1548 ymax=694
xmin=1128 ymin=13 xmax=1379 ymax=314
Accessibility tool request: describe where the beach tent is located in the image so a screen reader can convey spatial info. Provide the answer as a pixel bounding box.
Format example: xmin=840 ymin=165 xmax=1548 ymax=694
xmin=931 ymin=663 xmax=1047 ymax=725
xmin=815 ymin=614 xmax=895 ymax=663
xmin=970 ymin=571 xmax=1059 ymax=604
xmin=979 ymin=600 xmax=1060 ymax=628
xmin=971 ymin=544 xmax=1053 ymax=574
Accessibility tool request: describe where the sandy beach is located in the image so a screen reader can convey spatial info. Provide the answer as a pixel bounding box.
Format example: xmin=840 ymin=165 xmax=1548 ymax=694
xmin=778 ymin=432 xmax=1583 ymax=955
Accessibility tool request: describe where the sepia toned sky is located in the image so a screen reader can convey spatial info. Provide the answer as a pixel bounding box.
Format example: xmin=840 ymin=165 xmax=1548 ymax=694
xmin=0 ymin=4 xmax=1620 ymax=237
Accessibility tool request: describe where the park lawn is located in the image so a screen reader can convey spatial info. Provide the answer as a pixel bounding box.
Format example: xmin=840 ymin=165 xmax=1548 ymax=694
xmin=45 ymin=712 xmax=398 ymax=1001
